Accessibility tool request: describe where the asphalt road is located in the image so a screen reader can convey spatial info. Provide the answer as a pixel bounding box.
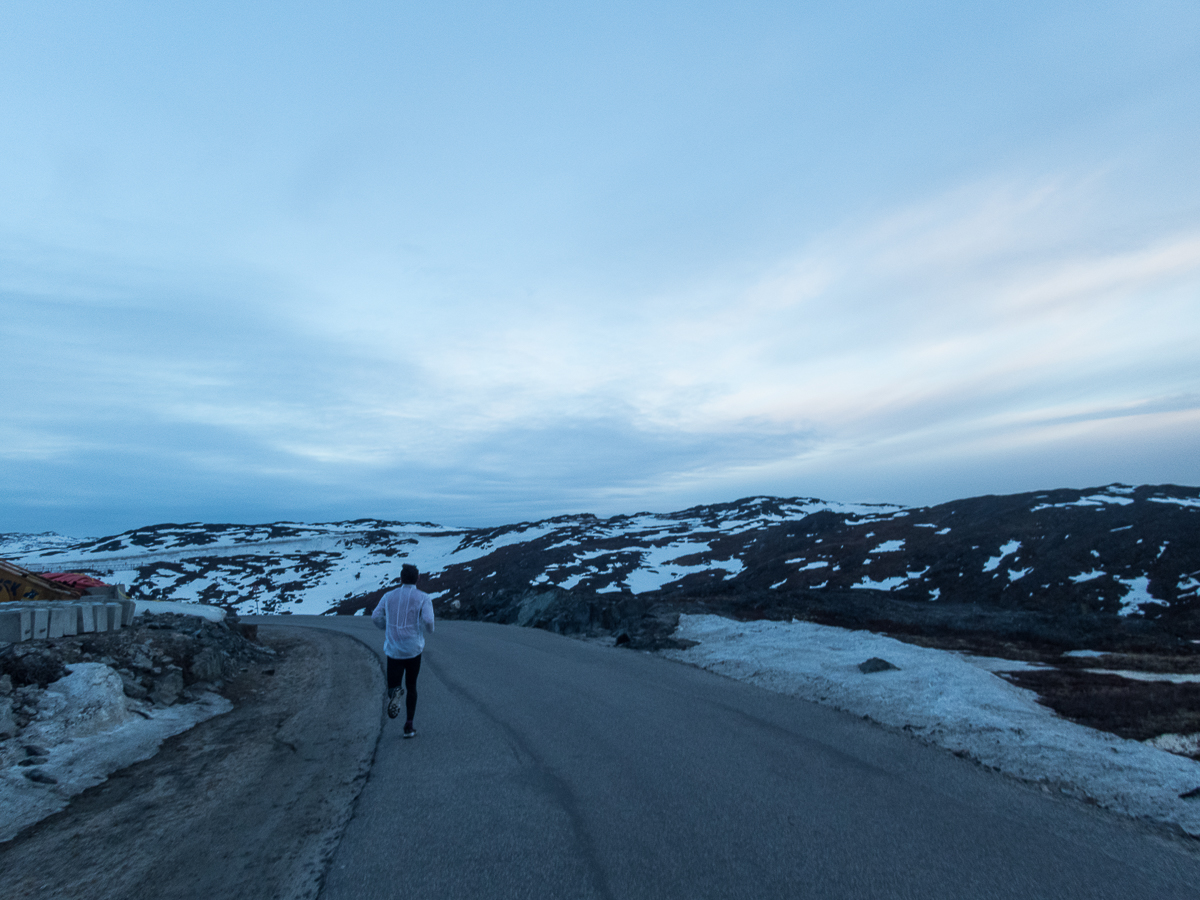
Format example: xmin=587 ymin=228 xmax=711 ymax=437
xmin=266 ymin=616 xmax=1200 ymax=900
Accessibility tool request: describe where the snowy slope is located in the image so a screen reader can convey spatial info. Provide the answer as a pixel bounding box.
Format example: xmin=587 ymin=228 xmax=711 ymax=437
xmin=2 ymin=498 xmax=891 ymax=614
xmin=3 ymin=486 xmax=1198 ymax=638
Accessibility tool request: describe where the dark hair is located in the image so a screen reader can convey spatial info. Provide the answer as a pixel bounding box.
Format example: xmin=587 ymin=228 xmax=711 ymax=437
xmin=400 ymin=564 xmax=419 ymax=585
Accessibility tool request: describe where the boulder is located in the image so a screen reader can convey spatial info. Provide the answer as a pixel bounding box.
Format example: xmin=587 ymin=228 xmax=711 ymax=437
xmin=858 ymin=657 xmax=899 ymax=674
xmin=151 ymin=668 xmax=185 ymax=706
xmin=0 ymin=696 xmax=17 ymax=739
xmin=189 ymin=646 xmax=225 ymax=683
xmin=118 ymin=671 xmax=150 ymax=700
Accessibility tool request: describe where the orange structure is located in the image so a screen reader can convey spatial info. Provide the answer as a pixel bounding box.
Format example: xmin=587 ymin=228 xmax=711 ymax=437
xmin=0 ymin=559 xmax=89 ymax=603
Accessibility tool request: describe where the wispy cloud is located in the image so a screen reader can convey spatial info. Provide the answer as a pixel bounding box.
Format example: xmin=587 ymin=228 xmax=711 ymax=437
xmin=10 ymin=171 xmax=1195 ymax=524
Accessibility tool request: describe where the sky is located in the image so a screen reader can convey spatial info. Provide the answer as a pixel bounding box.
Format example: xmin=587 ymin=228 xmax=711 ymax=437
xmin=3 ymin=1 xmax=1199 ymax=536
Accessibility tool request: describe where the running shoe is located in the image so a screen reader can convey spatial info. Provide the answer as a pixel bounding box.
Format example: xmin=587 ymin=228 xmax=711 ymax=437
xmin=387 ymin=686 xmax=403 ymax=719
xmin=403 ymin=722 xmax=417 ymax=738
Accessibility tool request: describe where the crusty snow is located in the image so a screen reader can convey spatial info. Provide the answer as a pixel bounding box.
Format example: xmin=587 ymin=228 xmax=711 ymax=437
xmin=1 ymin=662 xmax=230 ymax=842
xmin=134 ymin=599 xmax=228 ymax=622
xmin=1116 ymin=576 xmax=1169 ymax=616
xmin=1032 ymin=493 xmax=1136 ymax=511
xmin=662 ymin=614 xmax=1200 ymax=836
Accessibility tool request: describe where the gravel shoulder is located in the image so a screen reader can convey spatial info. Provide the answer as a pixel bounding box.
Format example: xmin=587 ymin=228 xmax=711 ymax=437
xmin=0 ymin=625 xmax=382 ymax=900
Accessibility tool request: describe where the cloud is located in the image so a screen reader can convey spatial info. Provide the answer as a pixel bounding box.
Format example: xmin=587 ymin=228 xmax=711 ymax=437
xmin=254 ymin=173 xmax=1198 ymax=516
xmin=4 ymin=169 xmax=1198 ymax=532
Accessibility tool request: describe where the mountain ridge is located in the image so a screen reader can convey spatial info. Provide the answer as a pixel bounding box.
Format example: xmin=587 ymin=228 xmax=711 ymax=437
xmin=4 ymin=483 xmax=1198 ymax=653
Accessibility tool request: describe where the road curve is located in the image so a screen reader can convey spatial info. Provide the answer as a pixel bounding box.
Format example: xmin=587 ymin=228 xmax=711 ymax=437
xmin=266 ymin=615 xmax=1200 ymax=900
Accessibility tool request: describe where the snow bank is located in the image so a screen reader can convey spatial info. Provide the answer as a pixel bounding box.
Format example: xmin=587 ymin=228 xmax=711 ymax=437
xmin=663 ymin=614 xmax=1200 ymax=835
xmin=134 ymin=599 xmax=226 ymax=622
xmin=0 ymin=663 xmax=230 ymax=842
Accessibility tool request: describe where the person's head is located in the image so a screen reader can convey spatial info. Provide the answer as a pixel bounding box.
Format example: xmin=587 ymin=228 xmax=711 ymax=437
xmin=400 ymin=564 xmax=419 ymax=585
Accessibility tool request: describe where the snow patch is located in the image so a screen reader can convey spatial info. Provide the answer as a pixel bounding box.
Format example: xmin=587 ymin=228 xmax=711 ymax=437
xmin=1085 ymin=670 xmax=1200 ymax=684
xmin=135 ymin=600 xmax=226 ymax=622
xmin=1147 ymin=734 xmax=1200 ymax=757
xmin=622 ymin=542 xmax=745 ymax=594
xmin=1032 ymin=494 xmax=1135 ymax=512
xmin=982 ymin=540 xmax=1020 ymax=572
xmin=1115 ymin=576 xmax=1167 ymax=616
xmin=0 ymin=665 xmax=230 ymax=842
xmin=853 ymin=575 xmax=907 ymax=591
xmin=556 ymin=572 xmax=586 ymax=591
xmin=1148 ymin=496 xmax=1200 ymax=508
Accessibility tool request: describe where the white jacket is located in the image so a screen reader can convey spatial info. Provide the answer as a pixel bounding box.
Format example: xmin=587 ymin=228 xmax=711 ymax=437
xmin=371 ymin=584 xmax=435 ymax=659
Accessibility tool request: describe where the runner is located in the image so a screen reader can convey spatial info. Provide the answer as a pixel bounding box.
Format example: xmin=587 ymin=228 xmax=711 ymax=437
xmin=371 ymin=563 xmax=435 ymax=738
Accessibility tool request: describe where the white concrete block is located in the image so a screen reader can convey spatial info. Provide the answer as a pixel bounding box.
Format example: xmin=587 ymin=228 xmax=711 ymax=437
xmin=48 ymin=606 xmax=71 ymax=639
xmin=32 ymin=608 xmax=49 ymax=640
xmin=0 ymin=608 xmax=32 ymax=642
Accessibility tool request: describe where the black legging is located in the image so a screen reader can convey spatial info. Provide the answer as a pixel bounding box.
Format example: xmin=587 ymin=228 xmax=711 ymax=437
xmin=386 ymin=654 xmax=421 ymax=722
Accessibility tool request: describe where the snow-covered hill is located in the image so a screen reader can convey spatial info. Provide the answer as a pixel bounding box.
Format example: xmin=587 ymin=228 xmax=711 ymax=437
xmin=3 ymin=484 xmax=1198 ymax=648
xmin=1 ymin=499 xmax=891 ymax=614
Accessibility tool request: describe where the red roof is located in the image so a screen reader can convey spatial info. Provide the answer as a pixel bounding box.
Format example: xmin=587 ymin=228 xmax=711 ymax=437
xmin=41 ymin=572 xmax=109 ymax=591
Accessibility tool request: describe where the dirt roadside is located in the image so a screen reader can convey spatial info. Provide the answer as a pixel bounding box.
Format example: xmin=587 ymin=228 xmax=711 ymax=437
xmin=0 ymin=625 xmax=383 ymax=900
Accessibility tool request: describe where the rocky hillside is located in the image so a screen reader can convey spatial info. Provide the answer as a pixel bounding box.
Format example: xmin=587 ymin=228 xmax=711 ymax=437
xmin=0 ymin=611 xmax=271 ymax=784
xmin=4 ymin=484 xmax=1199 ymax=651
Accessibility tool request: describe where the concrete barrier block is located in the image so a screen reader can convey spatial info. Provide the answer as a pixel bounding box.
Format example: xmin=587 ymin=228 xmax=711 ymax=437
xmin=120 ymin=599 xmax=136 ymax=626
xmin=32 ymin=608 xmax=49 ymax=640
xmin=0 ymin=608 xmax=32 ymax=643
xmin=55 ymin=604 xmax=78 ymax=637
xmin=48 ymin=606 xmax=73 ymax=639
xmin=91 ymin=603 xmax=107 ymax=633
xmin=78 ymin=603 xmax=95 ymax=633
xmin=105 ymin=603 xmax=122 ymax=630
